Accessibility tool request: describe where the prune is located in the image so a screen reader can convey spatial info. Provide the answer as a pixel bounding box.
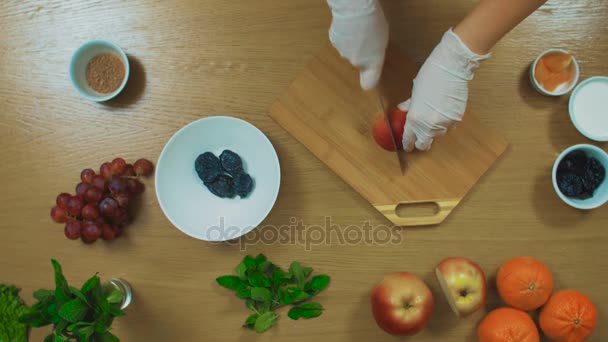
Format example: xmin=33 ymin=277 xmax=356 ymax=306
xmin=234 ymin=173 xmax=254 ymax=198
xmin=557 ymin=172 xmax=584 ymax=197
xmin=206 ymin=175 xmax=235 ymax=198
xmin=220 ymin=150 xmax=243 ymax=175
xmin=558 ymin=150 xmax=587 ymax=176
xmin=195 ymin=152 xmax=221 ymax=183
xmin=582 ymin=157 xmax=606 ymax=194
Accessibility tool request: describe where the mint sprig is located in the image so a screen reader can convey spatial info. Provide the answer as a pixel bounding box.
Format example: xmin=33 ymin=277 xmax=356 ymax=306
xmin=216 ymin=254 xmax=330 ymax=333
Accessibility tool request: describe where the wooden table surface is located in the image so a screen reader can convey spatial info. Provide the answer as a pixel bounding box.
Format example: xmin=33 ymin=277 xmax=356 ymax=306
xmin=1 ymin=0 xmax=607 ymax=341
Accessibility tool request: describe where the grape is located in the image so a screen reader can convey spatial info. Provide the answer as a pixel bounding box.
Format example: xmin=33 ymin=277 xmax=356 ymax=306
xmin=75 ymin=182 xmax=91 ymax=197
xmin=113 ymin=192 xmax=129 ymax=208
xmin=123 ymin=164 xmax=136 ymax=177
xmin=91 ymin=175 xmax=108 ymax=191
xmin=84 ymin=187 xmax=103 ymax=204
xmin=99 ymin=197 xmax=118 ymax=218
xmin=56 ymin=193 xmax=71 ymax=209
xmin=51 ymin=206 xmax=68 ymax=223
xmin=64 ymin=220 xmax=81 ymax=240
xmin=108 ymin=175 xmax=127 ymax=194
xmin=134 ymin=159 xmax=154 ymax=176
xmin=80 ymin=168 xmax=96 ymax=184
xmin=111 ymin=158 xmax=127 ymax=175
xmin=126 ymin=178 xmax=145 ymax=195
xmin=110 ymin=224 xmax=124 ymax=237
xmin=67 ymin=196 xmax=85 ymax=216
xmin=100 ymin=162 xmax=113 ymax=179
xmin=112 ymin=208 xmax=130 ymax=226
xmin=81 ymin=221 xmax=102 ymax=243
xmin=101 ymin=224 xmax=117 ymax=241
xmin=81 ymin=203 xmax=100 ymax=221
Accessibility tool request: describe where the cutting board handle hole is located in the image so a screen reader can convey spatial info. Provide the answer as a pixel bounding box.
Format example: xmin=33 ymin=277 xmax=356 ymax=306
xmin=395 ymin=202 xmax=439 ymax=218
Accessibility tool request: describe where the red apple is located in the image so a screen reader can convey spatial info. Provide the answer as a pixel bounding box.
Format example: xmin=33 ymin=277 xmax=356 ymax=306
xmin=370 ymin=272 xmax=434 ymax=336
xmin=372 ymin=108 xmax=408 ymax=151
xmin=435 ymin=257 xmax=487 ymax=317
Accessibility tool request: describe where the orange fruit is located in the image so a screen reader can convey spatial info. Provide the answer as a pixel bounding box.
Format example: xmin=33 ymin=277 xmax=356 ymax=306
xmin=542 ymin=52 xmax=572 ymax=72
xmin=539 ymin=290 xmax=598 ymax=342
xmin=496 ymin=257 xmax=553 ymax=311
xmin=534 ymin=52 xmax=574 ymax=92
xmin=478 ymin=307 xmax=540 ymax=342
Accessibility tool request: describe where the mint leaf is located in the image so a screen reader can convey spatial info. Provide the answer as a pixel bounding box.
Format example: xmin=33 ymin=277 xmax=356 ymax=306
xmin=235 ymin=262 xmax=247 ymax=280
xmin=243 ymin=313 xmax=259 ymax=329
xmin=254 ymin=254 xmax=267 ymax=266
xmin=106 ymin=290 xmax=123 ymax=304
xmin=47 ymin=302 xmax=60 ymax=323
xmin=259 ymin=261 xmax=272 ymax=272
xmin=81 ymin=274 xmax=100 ymax=294
xmin=271 ymin=269 xmax=289 ymax=287
xmin=44 ymin=335 xmax=54 ymax=342
xmin=70 ymin=286 xmax=90 ymax=306
xmin=245 ymin=299 xmax=256 ymax=312
xmin=58 ymin=298 xmax=88 ymax=322
xmin=305 ymin=275 xmax=330 ymax=294
xmin=54 ymin=333 xmax=68 ymax=342
xmin=55 ymin=320 xmax=68 ymax=336
xmin=248 ymin=272 xmax=271 ymax=288
xmin=51 ymin=259 xmax=70 ymax=301
xmin=216 ymin=276 xmax=247 ymax=291
xmin=287 ymin=302 xmax=324 ymax=320
xmin=79 ymin=325 xmax=94 ymax=338
xmin=236 ymin=288 xmax=251 ymax=299
xmin=110 ymin=305 xmax=125 ymax=317
xmin=33 ymin=289 xmax=54 ymax=302
xmin=256 ymin=301 xmax=271 ymax=314
xmin=254 ymin=312 xmax=277 ymax=333
xmin=93 ymin=331 xmax=119 ymax=342
xmin=250 ymin=287 xmax=272 ymax=302
xmin=289 ymin=262 xmax=305 ymax=289
xmin=303 ymin=267 xmax=313 ymax=279
xmin=243 ymin=255 xmax=256 ymax=269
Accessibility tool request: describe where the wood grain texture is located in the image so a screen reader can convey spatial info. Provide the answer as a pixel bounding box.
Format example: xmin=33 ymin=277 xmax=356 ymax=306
xmin=1 ymin=0 xmax=607 ymax=341
xmin=270 ymin=43 xmax=507 ymax=226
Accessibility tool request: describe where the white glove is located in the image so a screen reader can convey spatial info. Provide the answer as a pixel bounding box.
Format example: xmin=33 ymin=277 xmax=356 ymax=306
xmin=400 ymin=29 xmax=490 ymax=151
xmin=327 ymin=0 xmax=389 ymax=90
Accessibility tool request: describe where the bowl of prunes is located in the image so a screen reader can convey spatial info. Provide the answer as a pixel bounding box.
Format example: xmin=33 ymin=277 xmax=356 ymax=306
xmin=552 ymin=144 xmax=608 ymax=209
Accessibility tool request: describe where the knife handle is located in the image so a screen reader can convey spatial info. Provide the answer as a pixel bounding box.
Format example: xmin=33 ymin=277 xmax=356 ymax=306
xmin=374 ymin=199 xmax=459 ymax=227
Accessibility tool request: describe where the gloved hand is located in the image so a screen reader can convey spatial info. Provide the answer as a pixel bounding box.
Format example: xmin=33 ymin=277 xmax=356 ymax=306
xmin=327 ymin=0 xmax=389 ymax=90
xmin=400 ymin=29 xmax=490 ymax=151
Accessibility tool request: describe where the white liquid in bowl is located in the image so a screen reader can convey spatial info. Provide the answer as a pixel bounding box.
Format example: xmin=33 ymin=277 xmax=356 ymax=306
xmin=571 ymin=78 xmax=608 ymax=139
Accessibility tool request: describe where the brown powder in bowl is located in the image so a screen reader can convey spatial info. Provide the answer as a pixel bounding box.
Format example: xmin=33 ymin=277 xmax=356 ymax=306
xmin=85 ymin=53 xmax=126 ymax=94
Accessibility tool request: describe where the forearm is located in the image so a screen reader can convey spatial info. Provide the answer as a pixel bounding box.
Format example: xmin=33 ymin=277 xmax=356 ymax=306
xmin=454 ymin=0 xmax=548 ymax=54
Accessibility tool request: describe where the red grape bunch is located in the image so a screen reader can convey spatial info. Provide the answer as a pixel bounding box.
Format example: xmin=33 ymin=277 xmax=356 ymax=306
xmin=50 ymin=158 xmax=154 ymax=243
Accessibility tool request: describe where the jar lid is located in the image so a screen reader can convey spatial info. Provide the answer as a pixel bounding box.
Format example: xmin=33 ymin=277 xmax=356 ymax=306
xmin=569 ymin=76 xmax=608 ymax=141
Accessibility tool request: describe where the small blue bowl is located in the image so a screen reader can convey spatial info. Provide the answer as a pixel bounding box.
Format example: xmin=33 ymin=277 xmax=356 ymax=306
xmin=69 ymin=40 xmax=130 ymax=102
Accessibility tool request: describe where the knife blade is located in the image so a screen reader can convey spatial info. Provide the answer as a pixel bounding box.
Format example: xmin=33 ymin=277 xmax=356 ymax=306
xmin=374 ymin=88 xmax=405 ymax=174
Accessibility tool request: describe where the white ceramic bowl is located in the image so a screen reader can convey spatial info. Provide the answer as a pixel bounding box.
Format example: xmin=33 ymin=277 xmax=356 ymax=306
xmin=69 ymin=40 xmax=130 ymax=102
xmin=530 ymin=48 xmax=579 ymax=96
xmin=155 ymin=116 xmax=281 ymax=241
xmin=552 ymin=144 xmax=608 ymax=210
xmin=568 ymin=76 xmax=608 ymax=141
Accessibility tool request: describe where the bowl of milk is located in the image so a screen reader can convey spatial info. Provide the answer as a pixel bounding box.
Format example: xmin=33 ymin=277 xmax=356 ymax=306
xmin=569 ymin=76 xmax=608 ymax=141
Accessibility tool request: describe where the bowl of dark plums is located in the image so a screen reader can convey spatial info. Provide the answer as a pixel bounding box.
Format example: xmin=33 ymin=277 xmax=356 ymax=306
xmin=552 ymin=144 xmax=607 ymax=209
xmin=155 ymin=116 xmax=281 ymax=241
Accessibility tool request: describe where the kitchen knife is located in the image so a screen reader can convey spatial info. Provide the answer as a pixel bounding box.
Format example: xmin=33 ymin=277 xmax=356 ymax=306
xmin=374 ymin=88 xmax=405 ymax=174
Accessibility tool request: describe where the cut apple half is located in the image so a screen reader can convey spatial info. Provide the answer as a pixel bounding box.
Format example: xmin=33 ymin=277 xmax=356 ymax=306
xmin=435 ymin=257 xmax=487 ymax=318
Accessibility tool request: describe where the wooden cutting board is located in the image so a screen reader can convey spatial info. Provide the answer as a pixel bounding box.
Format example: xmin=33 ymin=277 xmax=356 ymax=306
xmin=270 ymin=42 xmax=508 ymax=226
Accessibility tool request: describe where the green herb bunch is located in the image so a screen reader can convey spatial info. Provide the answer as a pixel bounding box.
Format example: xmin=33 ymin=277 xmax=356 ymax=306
xmin=18 ymin=259 xmax=125 ymax=342
xmin=216 ymin=254 xmax=330 ymax=333
xmin=0 ymin=284 xmax=29 ymax=341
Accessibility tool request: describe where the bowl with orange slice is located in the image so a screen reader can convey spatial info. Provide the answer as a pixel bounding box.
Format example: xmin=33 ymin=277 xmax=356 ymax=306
xmin=530 ymin=48 xmax=579 ymax=96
